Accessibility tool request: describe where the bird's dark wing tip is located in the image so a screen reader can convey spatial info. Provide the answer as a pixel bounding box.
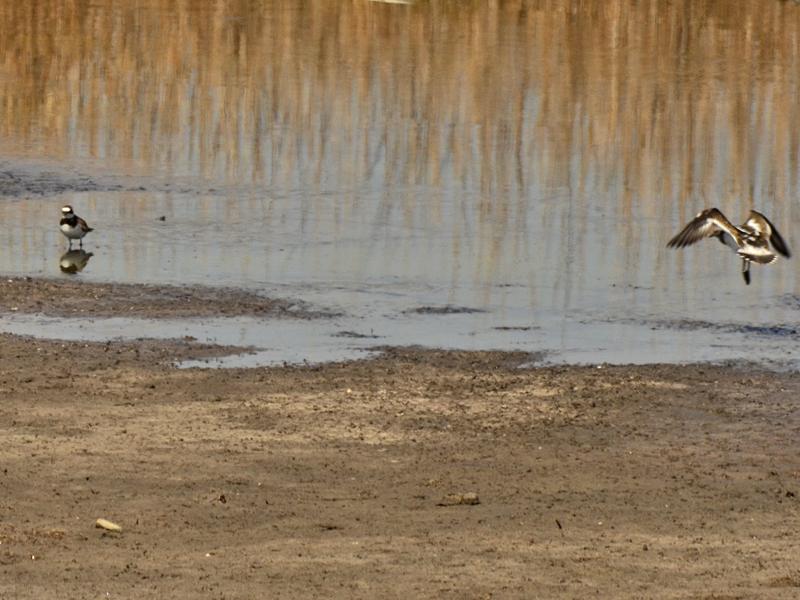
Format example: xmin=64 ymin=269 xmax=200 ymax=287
xmin=771 ymin=232 xmax=791 ymax=258
xmin=754 ymin=212 xmax=791 ymax=258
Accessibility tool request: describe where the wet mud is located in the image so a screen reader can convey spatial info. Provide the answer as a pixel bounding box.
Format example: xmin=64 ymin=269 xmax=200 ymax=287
xmin=630 ymin=317 xmax=800 ymax=338
xmin=0 ymin=165 xmax=115 ymax=197
xmin=0 ymin=161 xmax=250 ymax=200
xmin=0 ymin=277 xmax=333 ymax=319
xmin=404 ymin=305 xmax=489 ymax=315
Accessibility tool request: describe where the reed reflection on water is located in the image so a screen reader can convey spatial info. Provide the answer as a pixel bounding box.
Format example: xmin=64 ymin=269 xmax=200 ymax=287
xmin=0 ymin=1 xmax=799 ymax=339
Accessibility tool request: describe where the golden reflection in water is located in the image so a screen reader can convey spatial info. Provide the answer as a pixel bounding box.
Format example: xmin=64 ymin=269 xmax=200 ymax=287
xmin=1 ymin=0 xmax=799 ymax=299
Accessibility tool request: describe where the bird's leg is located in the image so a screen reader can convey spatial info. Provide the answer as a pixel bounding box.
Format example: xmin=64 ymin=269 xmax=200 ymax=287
xmin=741 ymin=258 xmax=751 ymax=285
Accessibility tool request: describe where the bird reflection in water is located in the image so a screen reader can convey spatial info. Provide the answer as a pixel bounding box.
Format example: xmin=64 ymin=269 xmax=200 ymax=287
xmin=59 ymin=249 xmax=93 ymax=274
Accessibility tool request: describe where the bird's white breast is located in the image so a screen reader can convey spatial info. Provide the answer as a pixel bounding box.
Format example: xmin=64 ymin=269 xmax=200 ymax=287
xmin=60 ymin=222 xmax=86 ymax=239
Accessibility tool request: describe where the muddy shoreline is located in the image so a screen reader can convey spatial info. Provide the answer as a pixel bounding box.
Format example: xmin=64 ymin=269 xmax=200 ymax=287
xmin=1 ymin=330 xmax=799 ymax=598
xmin=3 ymin=1 xmax=800 ymax=595
xmin=0 ymin=277 xmax=333 ymax=319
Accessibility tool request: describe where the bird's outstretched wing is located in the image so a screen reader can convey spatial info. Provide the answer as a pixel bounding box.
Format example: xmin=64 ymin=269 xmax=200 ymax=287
xmin=748 ymin=210 xmax=790 ymax=258
xmin=667 ymin=208 xmax=741 ymax=249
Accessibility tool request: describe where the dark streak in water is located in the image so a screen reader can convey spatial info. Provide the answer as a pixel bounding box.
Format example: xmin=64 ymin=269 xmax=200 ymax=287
xmin=334 ymin=330 xmax=383 ymax=339
xmin=0 ymin=163 xmax=246 ymax=199
xmin=0 ymin=167 xmax=116 ymax=197
xmin=622 ymin=317 xmax=799 ymax=338
xmin=404 ymin=306 xmax=488 ymax=315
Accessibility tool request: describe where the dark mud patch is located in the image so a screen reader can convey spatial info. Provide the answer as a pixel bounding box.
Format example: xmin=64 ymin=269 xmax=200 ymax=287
xmin=333 ymin=330 xmax=383 ymax=339
xmin=622 ymin=317 xmax=798 ymax=338
xmin=0 ymin=277 xmax=337 ymax=319
xmin=493 ymin=325 xmax=539 ymax=332
xmin=0 ymin=332 xmax=250 ymax=370
xmin=0 ymin=162 xmax=238 ymax=199
xmin=0 ymin=165 xmax=123 ymax=197
xmin=733 ymin=324 xmax=798 ymax=336
xmin=404 ymin=305 xmax=488 ymax=315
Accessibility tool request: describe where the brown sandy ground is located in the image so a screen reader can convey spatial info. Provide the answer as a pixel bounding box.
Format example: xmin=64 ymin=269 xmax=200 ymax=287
xmin=0 ymin=335 xmax=799 ymax=599
xmin=0 ymin=278 xmax=331 ymax=319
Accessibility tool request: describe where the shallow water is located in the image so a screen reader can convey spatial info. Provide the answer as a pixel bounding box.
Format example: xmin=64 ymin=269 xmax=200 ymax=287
xmin=1 ymin=309 xmax=798 ymax=370
xmin=1 ymin=1 xmax=799 ymax=367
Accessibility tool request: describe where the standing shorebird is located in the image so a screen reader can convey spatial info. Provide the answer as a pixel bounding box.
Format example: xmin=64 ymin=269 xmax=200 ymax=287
xmin=60 ymin=205 xmax=93 ymax=248
xmin=667 ymin=208 xmax=791 ymax=285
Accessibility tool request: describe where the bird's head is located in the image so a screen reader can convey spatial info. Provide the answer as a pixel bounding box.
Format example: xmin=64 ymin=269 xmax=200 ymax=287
xmin=61 ymin=205 xmax=73 ymax=215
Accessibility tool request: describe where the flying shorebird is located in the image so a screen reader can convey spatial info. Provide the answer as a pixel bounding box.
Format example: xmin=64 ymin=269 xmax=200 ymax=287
xmin=59 ymin=205 xmax=93 ymax=248
xmin=667 ymin=208 xmax=791 ymax=285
